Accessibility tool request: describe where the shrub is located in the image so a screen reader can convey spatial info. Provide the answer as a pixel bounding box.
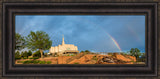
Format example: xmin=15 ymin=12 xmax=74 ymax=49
xmin=39 ymin=61 xmax=46 ymax=64
xmin=22 ymin=60 xmax=51 ymax=64
xmin=23 ymin=57 xmax=28 ymax=59
xmin=33 ymin=57 xmax=39 ymax=59
xmin=74 ymin=62 xmax=79 ymax=64
xmin=23 ymin=60 xmax=33 ymax=64
xmin=15 ymin=57 xmax=21 ymax=60
xmin=92 ymin=56 xmax=97 ymax=61
xmin=29 ymin=57 xmax=39 ymax=59
xmin=46 ymin=61 xmax=51 ymax=64
xmin=33 ymin=60 xmax=40 ymax=64
xmin=17 ymin=61 xmax=24 ymax=63
xmin=71 ymin=54 xmax=75 ymax=56
xmin=108 ymin=53 xmax=113 ymax=55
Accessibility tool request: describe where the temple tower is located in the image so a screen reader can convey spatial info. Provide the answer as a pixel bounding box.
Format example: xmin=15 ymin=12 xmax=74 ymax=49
xmin=62 ymin=35 xmax=65 ymax=45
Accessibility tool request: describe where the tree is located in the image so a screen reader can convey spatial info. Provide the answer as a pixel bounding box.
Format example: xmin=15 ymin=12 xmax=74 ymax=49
xmin=20 ymin=51 xmax=24 ymax=58
xmin=80 ymin=51 xmax=84 ymax=53
xmin=32 ymin=50 xmax=43 ymax=58
xmin=20 ymin=50 xmax=32 ymax=58
xmin=130 ymin=48 xmax=135 ymax=55
xmin=15 ymin=51 xmax=21 ymax=59
xmin=139 ymin=53 xmax=146 ymax=62
xmin=85 ymin=50 xmax=90 ymax=52
xmin=130 ymin=48 xmax=141 ymax=58
xmin=15 ymin=33 xmax=26 ymax=50
xmin=120 ymin=52 xmax=127 ymax=55
xmin=134 ymin=48 xmax=141 ymax=58
xmin=21 ymin=51 xmax=28 ymax=58
xmin=44 ymin=53 xmax=48 ymax=57
xmin=26 ymin=31 xmax=52 ymax=58
xmin=28 ymin=50 xmax=32 ymax=57
xmin=84 ymin=50 xmax=91 ymax=54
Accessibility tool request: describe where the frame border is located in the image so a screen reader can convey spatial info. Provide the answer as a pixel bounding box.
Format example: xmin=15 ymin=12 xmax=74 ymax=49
xmin=2 ymin=3 xmax=158 ymax=76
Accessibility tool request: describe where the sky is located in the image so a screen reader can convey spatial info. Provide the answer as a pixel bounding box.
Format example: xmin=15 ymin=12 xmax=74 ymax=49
xmin=15 ymin=15 xmax=145 ymax=53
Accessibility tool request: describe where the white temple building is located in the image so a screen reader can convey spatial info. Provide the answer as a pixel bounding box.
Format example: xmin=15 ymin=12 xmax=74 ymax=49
xmin=49 ymin=35 xmax=79 ymax=56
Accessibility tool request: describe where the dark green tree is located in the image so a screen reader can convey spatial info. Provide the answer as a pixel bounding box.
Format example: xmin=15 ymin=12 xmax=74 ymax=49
xmin=28 ymin=50 xmax=32 ymax=57
xmin=130 ymin=48 xmax=135 ymax=55
xmin=139 ymin=53 xmax=146 ymax=62
xmin=15 ymin=33 xmax=26 ymax=50
xmin=135 ymin=48 xmax=141 ymax=58
xmin=32 ymin=50 xmax=43 ymax=58
xmin=130 ymin=48 xmax=141 ymax=58
xmin=21 ymin=51 xmax=28 ymax=58
xmin=85 ymin=50 xmax=90 ymax=52
xmin=15 ymin=51 xmax=21 ymax=59
xmin=21 ymin=51 xmax=24 ymax=58
xmin=20 ymin=50 xmax=32 ymax=58
xmin=80 ymin=51 xmax=84 ymax=53
xmin=26 ymin=31 xmax=52 ymax=58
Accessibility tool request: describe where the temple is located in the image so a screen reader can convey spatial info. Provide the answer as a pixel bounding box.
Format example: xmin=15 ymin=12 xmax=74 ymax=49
xmin=49 ymin=35 xmax=79 ymax=56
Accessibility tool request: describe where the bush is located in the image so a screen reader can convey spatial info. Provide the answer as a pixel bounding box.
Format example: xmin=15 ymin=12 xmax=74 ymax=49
xmin=33 ymin=57 xmax=39 ymax=59
xmin=74 ymin=62 xmax=79 ymax=64
xmin=29 ymin=57 xmax=39 ymax=59
xmin=29 ymin=58 xmax=33 ymax=59
xmin=46 ymin=61 xmax=51 ymax=64
xmin=33 ymin=60 xmax=40 ymax=64
xmin=22 ymin=60 xmax=51 ymax=64
xmin=39 ymin=61 xmax=46 ymax=64
xmin=71 ymin=54 xmax=75 ymax=56
xmin=92 ymin=56 xmax=97 ymax=61
xmin=17 ymin=61 xmax=24 ymax=63
xmin=23 ymin=57 xmax=28 ymax=59
xmin=108 ymin=53 xmax=113 ymax=55
xmin=15 ymin=57 xmax=21 ymax=60
xmin=23 ymin=60 xmax=33 ymax=64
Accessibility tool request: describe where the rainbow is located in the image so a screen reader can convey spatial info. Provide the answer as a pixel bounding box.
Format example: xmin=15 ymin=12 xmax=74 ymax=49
xmin=75 ymin=17 xmax=122 ymax=52
xmin=105 ymin=32 xmax=122 ymax=52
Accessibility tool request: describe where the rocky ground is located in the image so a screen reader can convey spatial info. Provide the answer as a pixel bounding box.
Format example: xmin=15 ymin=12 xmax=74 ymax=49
xmin=15 ymin=53 xmax=143 ymax=64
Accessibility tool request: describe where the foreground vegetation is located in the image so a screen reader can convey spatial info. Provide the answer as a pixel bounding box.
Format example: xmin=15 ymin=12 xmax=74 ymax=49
xmin=17 ymin=60 xmax=51 ymax=64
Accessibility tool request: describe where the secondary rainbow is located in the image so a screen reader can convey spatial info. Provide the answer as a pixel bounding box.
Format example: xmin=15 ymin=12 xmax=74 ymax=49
xmin=76 ymin=17 xmax=122 ymax=52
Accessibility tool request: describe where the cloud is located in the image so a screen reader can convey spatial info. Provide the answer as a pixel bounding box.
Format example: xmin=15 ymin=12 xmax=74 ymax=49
xmin=16 ymin=15 xmax=145 ymax=52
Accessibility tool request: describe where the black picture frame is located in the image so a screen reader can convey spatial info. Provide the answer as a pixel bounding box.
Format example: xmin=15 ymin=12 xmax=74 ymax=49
xmin=2 ymin=3 xmax=158 ymax=76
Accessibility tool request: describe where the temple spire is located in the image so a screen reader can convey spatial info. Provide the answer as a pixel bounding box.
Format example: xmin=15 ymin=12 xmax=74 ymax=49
xmin=62 ymin=35 xmax=65 ymax=45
